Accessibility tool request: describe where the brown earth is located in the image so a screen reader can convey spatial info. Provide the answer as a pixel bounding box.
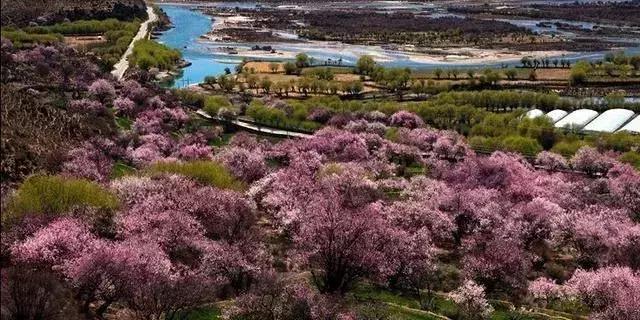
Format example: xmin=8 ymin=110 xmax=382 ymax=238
xmin=64 ymin=36 xmax=107 ymax=49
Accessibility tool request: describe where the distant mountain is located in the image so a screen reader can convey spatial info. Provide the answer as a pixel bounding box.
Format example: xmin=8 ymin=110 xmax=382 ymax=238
xmin=1 ymin=0 xmax=147 ymax=27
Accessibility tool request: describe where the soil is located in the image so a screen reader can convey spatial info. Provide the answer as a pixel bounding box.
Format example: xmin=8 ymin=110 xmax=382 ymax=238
xmin=64 ymin=36 xmax=107 ymax=49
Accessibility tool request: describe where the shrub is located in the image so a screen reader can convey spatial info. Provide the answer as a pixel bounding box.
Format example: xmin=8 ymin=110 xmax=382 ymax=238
xmin=619 ymin=151 xmax=640 ymax=169
xmin=69 ymin=99 xmax=105 ymax=114
xmin=203 ymin=95 xmax=232 ymax=116
xmin=469 ymin=136 xmax=502 ymax=153
xmin=173 ymin=90 xmax=207 ymax=108
xmin=500 ymin=136 xmax=543 ymax=156
xmin=215 ymin=147 xmax=267 ymax=183
xmin=571 ymin=147 xmax=614 ymax=176
xmin=5 ymin=175 xmax=118 ymax=222
xmin=597 ymin=132 xmax=640 ymax=153
xmin=113 ymin=97 xmax=136 ymax=115
xmin=88 ymin=79 xmax=115 ymax=102
xmin=304 ymin=67 xmax=335 ymax=80
xmin=283 ymin=61 xmax=298 ymax=75
xmin=145 ymin=161 xmax=244 ymax=190
xmin=389 ymin=111 xmax=424 ymax=129
xmin=551 ymin=140 xmax=588 ymax=157
xmin=448 ymin=280 xmax=493 ymax=320
xmin=570 ymin=61 xmax=591 ymax=85
xmin=295 ymin=53 xmax=310 ymax=68
xmin=535 ymin=151 xmax=569 ymax=171
xmin=246 ymin=103 xmax=320 ymax=132
xmin=356 ymin=55 xmax=376 ymax=75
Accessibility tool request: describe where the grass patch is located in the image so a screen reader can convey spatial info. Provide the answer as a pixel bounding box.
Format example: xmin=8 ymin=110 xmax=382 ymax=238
xmin=209 ymin=133 xmax=235 ymax=147
xmin=179 ymin=305 xmax=221 ymax=320
xmin=349 ymin=283 xmax=557 ymax=320
xmin=0 ymin=29 xmax=63 ymax=47
xmin=350 ymin=284 xmax=453 ymax=320
xmin=145 ymin=161 xmax=244 ymax=190
xmin=111 ymin=161 xmax=137 ymax=179
xmin=386 ymin=305 xmax=442 ymax=320
xmin=428 ymin=295 xmax=458 ymax=319
xmin=352 ymin=283 xmax=421 ymax=309
xmin=5 ymin=175 xmax=118 ymax=222
xmin=544 ymin=300 xmax=590 ymax=319
xmin=115 ymin=116 xmax=133 ymax=130
xmin=404 ymin=164 xmax=426 ymax=177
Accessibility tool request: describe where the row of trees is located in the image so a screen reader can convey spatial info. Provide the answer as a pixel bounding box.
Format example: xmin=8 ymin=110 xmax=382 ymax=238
xmin=24 ymin=18 xmax=140 ymax=36
xmin=229 ymin=52 xmax=638 ymax=103
xmin=520 ymin=56 xmax=572 ymax=68
xmin=204 ymin=73 xmax=365 ymax=97
xmin=356 ymin=56 xmax=538 ymax=98
xmin=571 ymin=58 xmax=640 ymax=84
xmin=427 ymin=67 xmax=521 ymax=83
xmin=431 ymin=89 xmax=640 ymax=113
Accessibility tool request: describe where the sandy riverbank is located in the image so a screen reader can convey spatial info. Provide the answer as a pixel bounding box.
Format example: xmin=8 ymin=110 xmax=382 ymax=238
xmin=201 ymin=38 xmax=571 ymax=66
xmin=211 ymin=14 xmax=254 ymax=29
xmin=402 ymin=47 xmax=570 ymax=65
xmin=201 ymin=13 xmax=572 ymax=66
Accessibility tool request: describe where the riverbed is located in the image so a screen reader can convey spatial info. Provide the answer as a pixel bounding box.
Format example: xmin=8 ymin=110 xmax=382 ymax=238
xmin=158 ymin=3 xmax=640 ymax=88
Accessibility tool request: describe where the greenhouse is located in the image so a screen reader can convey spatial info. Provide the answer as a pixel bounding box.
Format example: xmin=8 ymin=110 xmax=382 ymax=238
xmin=545 ymin=109 xmax=569 ymax=123
xmin=525 ymin=109 xmax=545 ymax=119
xmin=617 ymin=115 xmax=640 ymax=134
xmin=582 ymin=109 xmax=636 ymax=133
xmin=554 ymin=109 xmax=598 ymax=130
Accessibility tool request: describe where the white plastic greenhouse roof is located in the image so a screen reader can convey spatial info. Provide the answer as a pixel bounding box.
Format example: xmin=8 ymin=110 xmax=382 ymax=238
xmin=618 ymin=115 xmax=640 ymax=134
xmin=525 ymin=109 xmax=545 ymax=119
xmin=545 ymin=109 xmax=568 ymax=123
xmin=555 ymin=109 xmax=599 ymax=129
xmin=583 ymin=109 xmax=636 ymax=133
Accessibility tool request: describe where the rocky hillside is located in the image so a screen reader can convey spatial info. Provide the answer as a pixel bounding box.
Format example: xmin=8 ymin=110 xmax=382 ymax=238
xmin=1 ymin=0 xmax=147 ymax=27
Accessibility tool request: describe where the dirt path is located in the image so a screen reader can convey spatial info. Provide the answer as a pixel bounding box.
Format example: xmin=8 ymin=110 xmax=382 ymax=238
xmin=111 ymin=5 xmax=157 ymax=80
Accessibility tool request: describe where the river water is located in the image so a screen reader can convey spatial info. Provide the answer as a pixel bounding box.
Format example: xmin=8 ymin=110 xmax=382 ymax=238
xmin=156 ymin=5 xmax=238 ymax=87
xmin=158 ymin=4 xmax=640 ymax=88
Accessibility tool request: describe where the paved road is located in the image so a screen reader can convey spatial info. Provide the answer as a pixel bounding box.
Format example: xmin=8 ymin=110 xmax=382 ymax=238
xmin=111 ymin=5 xmax=157 ymax=80
xmin=196 ymin=110 xmax=312 ymax=139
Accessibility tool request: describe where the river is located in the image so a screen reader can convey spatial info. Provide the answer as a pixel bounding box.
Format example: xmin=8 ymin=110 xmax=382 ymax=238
xmin=156 ymin=5 xmax=239 ymax=87
xmin=157 ymin=4 xmax=640 ymax=88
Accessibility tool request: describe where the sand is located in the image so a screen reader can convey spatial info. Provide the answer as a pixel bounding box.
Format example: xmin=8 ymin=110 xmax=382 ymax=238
xmin=212 ymin=15 xmax=255 ymax=29
xmin=204 ymin=40 xmax=570 ymax=66
xmin=403 ymin=48 xmax=570 ymax=65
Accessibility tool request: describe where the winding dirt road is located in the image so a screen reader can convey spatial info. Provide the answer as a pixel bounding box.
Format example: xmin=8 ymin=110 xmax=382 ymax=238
xmin=111 ymin=5 xmax=157 ymax=80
